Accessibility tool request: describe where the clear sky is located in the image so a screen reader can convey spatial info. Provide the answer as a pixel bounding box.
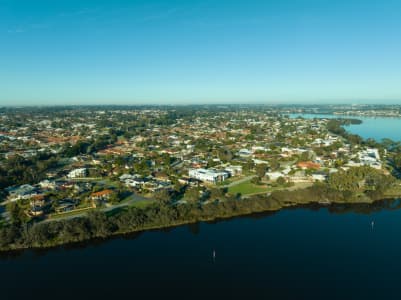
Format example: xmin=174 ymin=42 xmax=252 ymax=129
xmin=1 ymin=0 xmax=401 ymax=106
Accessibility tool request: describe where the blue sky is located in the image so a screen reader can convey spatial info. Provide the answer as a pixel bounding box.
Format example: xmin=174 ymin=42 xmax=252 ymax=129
xmin=1 ymin=0 xmax=401 ymax=105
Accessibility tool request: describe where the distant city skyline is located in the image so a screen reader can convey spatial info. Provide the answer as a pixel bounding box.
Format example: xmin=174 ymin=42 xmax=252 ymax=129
xmin=1 ymin=0 xmax=401 ymax=106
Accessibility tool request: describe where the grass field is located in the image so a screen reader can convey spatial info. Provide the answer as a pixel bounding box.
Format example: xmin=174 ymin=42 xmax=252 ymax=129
xmin=217 ymin=176 xmax=243 ymax=186
xmin=49 ymin=206 xmax=95 ymax=219
xmin=129 ymin=199 xmax=156 ymax=208
xmin=228 ymin=180 xmax=268 ymax=195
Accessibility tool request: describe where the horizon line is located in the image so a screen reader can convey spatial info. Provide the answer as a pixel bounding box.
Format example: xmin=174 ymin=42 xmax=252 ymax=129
xmin=1 ymin=102 xmax=401 ymax=108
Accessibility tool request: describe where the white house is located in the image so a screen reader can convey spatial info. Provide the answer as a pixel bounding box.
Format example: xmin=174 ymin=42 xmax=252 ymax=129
xmin=356 ymin=148 xmax=382 ymax=169
xmin=67 ymin=168 xmax=87 ymax=179
xmin=238 ymin=149 xmax=252 ymax=157
xmin=312 ymin=174 xmax=327 ymax=182
xmin=7 ymin=184 xmax=38 ymax=201
xmin=39 ymin=180 xmax=56 ymax=190
xmin=266 ymin=171 xmax=285 ymax=181
xmin=188 ymin=168 xmax=229 ymax=183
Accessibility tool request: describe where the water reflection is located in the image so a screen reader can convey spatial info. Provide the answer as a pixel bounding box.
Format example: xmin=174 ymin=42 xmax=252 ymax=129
xmin=327 ymin=198 xmax=401 ymax=215
xmin=187 ymin=222 xmax=200 ymax=235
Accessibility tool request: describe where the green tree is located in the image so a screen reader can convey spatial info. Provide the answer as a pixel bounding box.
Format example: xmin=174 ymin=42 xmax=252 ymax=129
xmin=276 ymin=176 xmax=286 ymax=185
xmin=209 ymin=188 xmax=224 ymax=200
xmin=154 ymin=189 xmax=171 ymax=202
xmin=109 ymin=192 xmax=121 ymax=204
xmin=251 ymin=176 xmax=262 ymax=185
xmin=393 ymin=153 xmax=401 ymax=169
xmin=269 ymin=159 xmax=280 ymax=171
xmin=87 ymin=210 xmax=116 ymax=237
xmin=6 ymin=202 xmax=27 ymax=225
xmin=218 ymin=148 xmax=233 ymax=162
xmin=243 ymin=159 xmax=255 ymax=172
xmin=184 ymin=187 xmax=200 ymax=203
xmin=255 ymin=164 xmax=267 ymax=178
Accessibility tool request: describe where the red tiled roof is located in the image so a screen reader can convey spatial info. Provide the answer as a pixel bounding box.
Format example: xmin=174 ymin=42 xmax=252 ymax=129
xmin=91 ymin=189 xmax=113 ymax=197
xmin=297 ymin=161 xmax=321 ymax=169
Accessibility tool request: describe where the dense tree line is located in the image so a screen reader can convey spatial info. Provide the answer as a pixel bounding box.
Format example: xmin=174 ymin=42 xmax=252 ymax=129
xmin=0 ymin=196 xmax=271 ymax=250
xmin=62 ymin=134 xmax=117 ymax=157
xmin=327 ymin=166 xmax=395 ymax=193
xmin=0 ymin=133 xmax=120 ymax=189
xmin=0 ymin=152 xmax=59 ymax=189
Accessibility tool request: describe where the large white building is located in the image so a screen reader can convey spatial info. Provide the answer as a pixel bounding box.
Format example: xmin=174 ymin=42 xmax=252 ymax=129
xmin=188 ymin=168 xmax=229 ymax=183
xmin=347 ymin=148 xmax=382 ymax=170
xmin=359 ymin=148 xmax=382 ymax=169
xmin=67 ymin=168 xmax=87 ymax=179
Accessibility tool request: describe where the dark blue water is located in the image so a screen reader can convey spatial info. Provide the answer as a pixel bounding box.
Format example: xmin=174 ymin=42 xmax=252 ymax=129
xmin=290 ymin=113 xmax=401 ymax=142
xmin=2 ymin=202 xmax=401 ymax=300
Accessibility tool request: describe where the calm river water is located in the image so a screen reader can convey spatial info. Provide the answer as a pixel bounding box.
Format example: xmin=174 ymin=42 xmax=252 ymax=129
xmin=290 ymin=113 xmax=401 ymax=142
xmin=2 ymin=202 xmax=401 ymax=299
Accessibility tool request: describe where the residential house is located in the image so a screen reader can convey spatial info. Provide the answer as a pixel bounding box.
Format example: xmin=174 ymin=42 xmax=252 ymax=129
xmin=188 ymin=168 xmax=229 ymax=184
xmin=67 ymin=168 xmax=87 ymax=179
xmin=90 ymin=189 xmax=114 ymax=204
xmin=7 ymin=184 xmax=38 ymax=202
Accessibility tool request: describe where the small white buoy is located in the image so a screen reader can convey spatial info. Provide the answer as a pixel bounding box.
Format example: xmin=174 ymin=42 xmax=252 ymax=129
xmin=371 ymin=221 xmax=375 ymax=229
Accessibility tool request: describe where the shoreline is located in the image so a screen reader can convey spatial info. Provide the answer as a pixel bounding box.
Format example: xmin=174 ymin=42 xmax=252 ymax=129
xmin=1 ymin=191 xmax=400 ymax=254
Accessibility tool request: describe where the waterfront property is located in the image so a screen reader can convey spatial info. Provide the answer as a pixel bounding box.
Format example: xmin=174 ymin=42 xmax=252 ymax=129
xmin=188 ymin=168 xmax=230 ymax=184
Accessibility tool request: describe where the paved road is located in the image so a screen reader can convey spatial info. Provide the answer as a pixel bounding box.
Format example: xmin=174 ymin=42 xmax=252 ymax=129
xmin=103 ymin=193 xmax=148 ymax=212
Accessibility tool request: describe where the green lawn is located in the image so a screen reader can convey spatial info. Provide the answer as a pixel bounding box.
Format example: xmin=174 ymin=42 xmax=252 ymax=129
xmin=129 ymin=199 xmax=156 ymax=208
xmin=97 ymin=179 xmax=121 ymax=188
xmin=228 ymin=180 xmax=268 ymax=195
xmin=49 ymin=206 xmax=95 ymax=219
